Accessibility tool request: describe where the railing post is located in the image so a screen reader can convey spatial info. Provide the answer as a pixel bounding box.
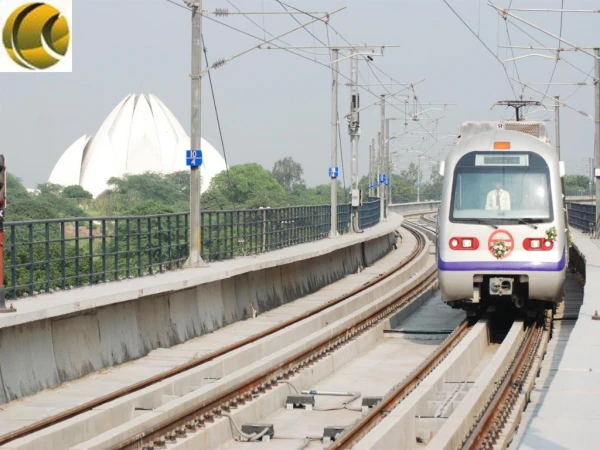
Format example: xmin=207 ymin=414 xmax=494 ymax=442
xmin=262 ymin=208 xmax=267 ymax=253
xmin=0 ymin=206 xmax=15 ymax=312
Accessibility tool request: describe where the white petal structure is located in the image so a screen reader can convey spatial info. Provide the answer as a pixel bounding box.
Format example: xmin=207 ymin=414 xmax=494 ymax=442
xmin=48 ymin=134 xmax=90 ymax=187
xmin=49 ymin=93 xmax=227 ymax=198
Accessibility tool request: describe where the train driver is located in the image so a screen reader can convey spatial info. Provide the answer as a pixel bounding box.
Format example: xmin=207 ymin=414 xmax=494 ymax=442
xmin=485 ymin=181 xmax=511 ymax=210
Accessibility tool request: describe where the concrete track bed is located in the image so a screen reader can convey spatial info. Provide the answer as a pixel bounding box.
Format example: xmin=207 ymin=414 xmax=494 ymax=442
xmin=0 ymin=222 xmax=427 ymax=449
xmin=65 ymin=249 xmax=437 ymax=450
xmin=214 ymin=292 xmax=466 ymax=450
xmin=0 ymin=220 xmax=400 ymax=406
xmin=355 ymin=319 xmax=528 ymax=450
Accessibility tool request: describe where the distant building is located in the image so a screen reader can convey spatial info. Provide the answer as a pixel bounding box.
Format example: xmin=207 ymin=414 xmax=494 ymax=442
xmin=48 ymin=93 xmax=226 ymax=197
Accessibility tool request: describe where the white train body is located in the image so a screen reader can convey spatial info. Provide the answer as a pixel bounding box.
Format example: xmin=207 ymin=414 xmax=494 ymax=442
xmin=438 ymin=121 xmax=566 ymax=312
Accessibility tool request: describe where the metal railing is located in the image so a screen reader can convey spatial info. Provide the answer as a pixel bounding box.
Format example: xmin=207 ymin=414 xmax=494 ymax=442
xmin=567 ymin=202 xmax=597 ymax=234
xmin=391 ymin=193 xmax=442 ymax=204
xmin=4 ymin=199 xmax=381 ymax=299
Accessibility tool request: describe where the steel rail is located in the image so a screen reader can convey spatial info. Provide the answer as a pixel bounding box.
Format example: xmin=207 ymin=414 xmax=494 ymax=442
xmin=462 ymin=320 xmax=544 ymax=450
xmin=329 ymin=319 xmax=470 ymax=449
xmin=110 ymin=229 xmax=435 ymax=449
xmin=0 ymin=219 xmax=425 ymax=447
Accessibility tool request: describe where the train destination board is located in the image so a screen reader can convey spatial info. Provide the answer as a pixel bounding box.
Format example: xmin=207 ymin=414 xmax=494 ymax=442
xmin=475 ymin=153 xmax=528 ymax=167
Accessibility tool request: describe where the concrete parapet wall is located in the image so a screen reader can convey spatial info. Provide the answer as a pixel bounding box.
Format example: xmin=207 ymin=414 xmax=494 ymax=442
xmin=390 ymin=201 xmax=440 ymax=215
xmin=0 ymin=224 xmax=398 ymax=405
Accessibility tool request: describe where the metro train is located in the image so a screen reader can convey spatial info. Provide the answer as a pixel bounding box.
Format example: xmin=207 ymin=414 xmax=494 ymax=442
xmin=437 ymin=121 xmax=567 ymax=314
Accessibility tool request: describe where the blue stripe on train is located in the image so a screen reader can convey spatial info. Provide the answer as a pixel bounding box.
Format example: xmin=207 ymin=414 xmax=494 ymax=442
xmin=437 ymin=249 xmax=566 ymax=272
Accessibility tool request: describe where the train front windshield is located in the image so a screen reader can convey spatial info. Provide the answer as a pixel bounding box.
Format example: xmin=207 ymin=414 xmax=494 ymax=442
xmin=450 ymin=151 xmax=553 ymax=224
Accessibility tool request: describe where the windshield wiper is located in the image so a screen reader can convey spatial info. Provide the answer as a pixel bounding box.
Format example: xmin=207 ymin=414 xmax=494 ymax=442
xmin=463 ymin=219 xmax=498 ymax=229
xmin=518 ymin=219 xmax=538 ymax=230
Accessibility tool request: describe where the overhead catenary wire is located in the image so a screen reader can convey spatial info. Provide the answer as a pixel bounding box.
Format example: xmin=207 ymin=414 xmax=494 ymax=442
xmin=563 ymin=65 xmax=595 ymax=101
xmin=276 ymin=0 xmax=416 ymax=109
xmin=276 ymin=0 xmax=328 ymax=47
xmin=166 ymin=0 xmax=443 ymax=191
xmin=201 ymin=9 xmax=345 ymax=74
xmin=503 ymin=20 xmax=523 ymax=96
xmin=442 ymin=0 xmax=519 ymax=98
xmin=163 ymin=0 xmax=411 ymax=112
xmin=202 ymin=33 xmax=239 ymax=210
xmin=510 ymin=77 xmax=594 ymax=120
xmin=164 ymin=1 xmax=347 ymax=73
xmin=502 ymin=18 xmax=592 ymax=80
xmin=225 ymin=0 xmax=326 ymax=57
xmin=275 ymin=0 xmax=415 ymax=115
xmin=490 ymin=2 xmax=597 ymax=59
xmin=274 ymin=1 xmax=430 ymax=198
xmin=498 ymin=2 xmax=596 ymax=115
xmin=541 ymin=0 xmax=564 ymax=99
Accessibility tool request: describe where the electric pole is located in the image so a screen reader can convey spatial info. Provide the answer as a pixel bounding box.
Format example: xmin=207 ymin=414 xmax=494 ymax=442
xmin=555 ymin=95 xmax=569 ymax=243
xmin=417 ymin=155 xmax=421 ymax=202
xmin=186 ymin=0 xmax=204 ymax=267
xmin=380 ymin=95 xmax=386 ymax=221
xmin=349 ymin=51 xmax=360 ymax=231
xmin=324 ymin=45 xmax=393 ymax=235
xmin=368 ymin=143 xmax=372 ymax=198
xmin=385 ymin=117 xmax=390 ymax=213
xmin=377 ymin=131 xmax=381 ymax=203
xmin=261 ymin=43 xmax=395 ymax=233
xmin=591 ymin=157 xmax=594 ymax=198
xmin=330 ymin=48 xmax=339 ymax=238
xmin=370 ymin=137 xmax=375 ymax=197
xmin=554 ymin=96 xmax=561 ymax=159
xmin=595 ymin=48 xmax=600 ymax=237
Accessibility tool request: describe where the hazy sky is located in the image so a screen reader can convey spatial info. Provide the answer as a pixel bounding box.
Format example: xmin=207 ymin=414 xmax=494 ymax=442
xmin=1 ymin=0 xmax=597 ymax=189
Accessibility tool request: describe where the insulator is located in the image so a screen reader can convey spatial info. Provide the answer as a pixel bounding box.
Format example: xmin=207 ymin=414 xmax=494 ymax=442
xmin=214 ymin=8 xmax=229 ymax=17
xmin=211 ymin=58 xmax=227 ymax=69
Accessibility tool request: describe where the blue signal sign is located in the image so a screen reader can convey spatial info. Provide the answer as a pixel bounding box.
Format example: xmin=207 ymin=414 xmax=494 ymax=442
xmin=186 ymin=150 xmax=203 ymax=167
xmin=328 ymin=166 xmax=339 ymax=178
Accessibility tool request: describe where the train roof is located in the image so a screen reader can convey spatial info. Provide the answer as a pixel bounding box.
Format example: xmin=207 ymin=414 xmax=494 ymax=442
xmin=445 ymin=128 xmax=557 ymax=164
xmin=458 ymin=121 xmax=550 ymax=145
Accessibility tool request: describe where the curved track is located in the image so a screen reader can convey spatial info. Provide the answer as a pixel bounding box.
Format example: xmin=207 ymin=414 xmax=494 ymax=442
xmin=109 ymin=217 xmax=438 ymax=449
xmin=0 ymin=214 xmax=434 ymax=449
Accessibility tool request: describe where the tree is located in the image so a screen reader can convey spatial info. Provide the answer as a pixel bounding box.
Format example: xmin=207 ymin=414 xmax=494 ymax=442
xmin=287 ymin=182 xmax=347 ymax=206
xmin=564 ymin=174 xmax=590 ymax=195
xmin=98 ymin=171 xmax=190 ymax=215
xmin=6 ymin=173 xmax=30 ymax=202
xmin=203 ymin=163 xmax=287 ymax=209
xmin=421 ymin=162 xmax=443 ymax=201
xmin=272 ymin=157 xmax=305 ymax=193
xmin=36 ymin=182 xmax=63 ymax=197
xmin=62 ymin=185 xmax=93 ymax=200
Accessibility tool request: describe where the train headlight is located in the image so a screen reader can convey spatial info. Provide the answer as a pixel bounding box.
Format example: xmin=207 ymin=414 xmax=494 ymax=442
xmin=523 ymin=238 xmax=554 ymax=251
xmin=449 ymin=237 xmax=479 ymax=250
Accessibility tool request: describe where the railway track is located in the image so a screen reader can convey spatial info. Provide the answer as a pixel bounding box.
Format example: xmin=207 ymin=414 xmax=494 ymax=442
xmin=105 ymin=216 xmax=439 ymax=449
xmin=462 ymin=317 xmax=546 ymax=450
xmin=4 ymin=211 xmax=553 ymax=450
xmin=343 ymin=316 xmax=549 ymax=450
xmin=0 ymin=213 xmax=437 ymax=449
xmin=328 ymin=320 xmax=471 ymax=449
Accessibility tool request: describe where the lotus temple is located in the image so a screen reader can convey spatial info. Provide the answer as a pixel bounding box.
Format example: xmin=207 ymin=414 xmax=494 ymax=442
xmin=48 ymin=93 xmax=227 ymax=197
